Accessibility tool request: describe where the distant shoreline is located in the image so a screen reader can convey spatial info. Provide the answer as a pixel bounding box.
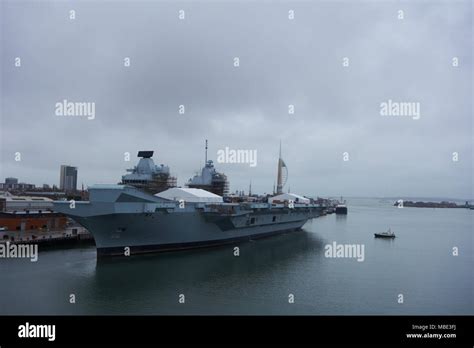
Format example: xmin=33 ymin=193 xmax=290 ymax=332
xmin=317 ymin=196 xmax=473 ymax=202
xmin=392 ymin=200 xmax=473 ymax=209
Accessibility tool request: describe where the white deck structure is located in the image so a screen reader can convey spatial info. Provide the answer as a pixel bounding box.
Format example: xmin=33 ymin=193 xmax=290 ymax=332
xmin=268 ymin=193 xmax=310 ymax=204
xmin=155 ymin=187 xmax=223 ymax=203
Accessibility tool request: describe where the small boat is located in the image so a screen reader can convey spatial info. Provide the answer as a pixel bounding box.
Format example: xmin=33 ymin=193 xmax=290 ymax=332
xmin=335 ymin=196 xmax=348 ymax=214
xmin=335 ymin=205 xmax=347 ymax=214
xmin=374 ymin=228 xmax=396 ymax=238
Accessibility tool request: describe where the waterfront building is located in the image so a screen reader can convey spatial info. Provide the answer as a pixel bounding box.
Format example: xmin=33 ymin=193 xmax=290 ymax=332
xmin=0 ymin=177 xmax=36 ymax=191
xmin=60 ymin=165 xmax=78 ymax=192
xmin=0 ymin=192 xmax=67 ymax=232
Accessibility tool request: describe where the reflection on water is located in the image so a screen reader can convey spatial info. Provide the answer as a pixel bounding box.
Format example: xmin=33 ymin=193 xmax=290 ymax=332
xmin=87 ymin=230 xmax=325 ymax=315
xmin=95 ymin=229 xmax=324 ymax=276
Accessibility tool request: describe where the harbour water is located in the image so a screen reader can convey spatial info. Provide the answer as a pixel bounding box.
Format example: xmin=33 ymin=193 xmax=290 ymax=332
xmin=0 ymin=198 xmax=472 ymax=315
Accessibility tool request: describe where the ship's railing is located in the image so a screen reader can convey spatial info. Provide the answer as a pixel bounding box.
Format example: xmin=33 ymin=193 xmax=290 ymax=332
xmin=203 ymin=202 xmax=325 ymax=212
xmin=242 ymin=203 xmax=271 ymax=209
xmin=203 ymin=204 xmax=237 ymax=215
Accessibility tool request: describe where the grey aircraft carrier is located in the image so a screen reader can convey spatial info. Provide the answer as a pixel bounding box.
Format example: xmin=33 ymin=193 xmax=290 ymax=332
xmin=53 ymin=145 xmax=324 ymax=257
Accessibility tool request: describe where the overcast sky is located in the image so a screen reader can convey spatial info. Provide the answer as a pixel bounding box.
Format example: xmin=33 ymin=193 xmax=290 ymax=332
xmin=1 ymin=0 xmax=472 ymax=199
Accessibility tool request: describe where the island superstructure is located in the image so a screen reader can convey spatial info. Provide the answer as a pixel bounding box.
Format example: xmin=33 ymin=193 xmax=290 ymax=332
xmin=53 ymin=144 xmax=325 ymax=257
xmin=187 ymin=140 xmax=229 ymax=196
xmin=120 ymin=151 xmax=177 ymax=194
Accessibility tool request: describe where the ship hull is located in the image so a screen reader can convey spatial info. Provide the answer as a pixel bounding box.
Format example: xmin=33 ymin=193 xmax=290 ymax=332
xmin=96 ymin=224 xmax=306 ymax=257
xmin=73 ymin=212 xmax=311 ymax=257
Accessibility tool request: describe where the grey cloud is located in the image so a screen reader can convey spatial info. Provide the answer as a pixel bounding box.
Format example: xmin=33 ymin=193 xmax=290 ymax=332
xmin=1 ymin=1 xmax=472 ymax=199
